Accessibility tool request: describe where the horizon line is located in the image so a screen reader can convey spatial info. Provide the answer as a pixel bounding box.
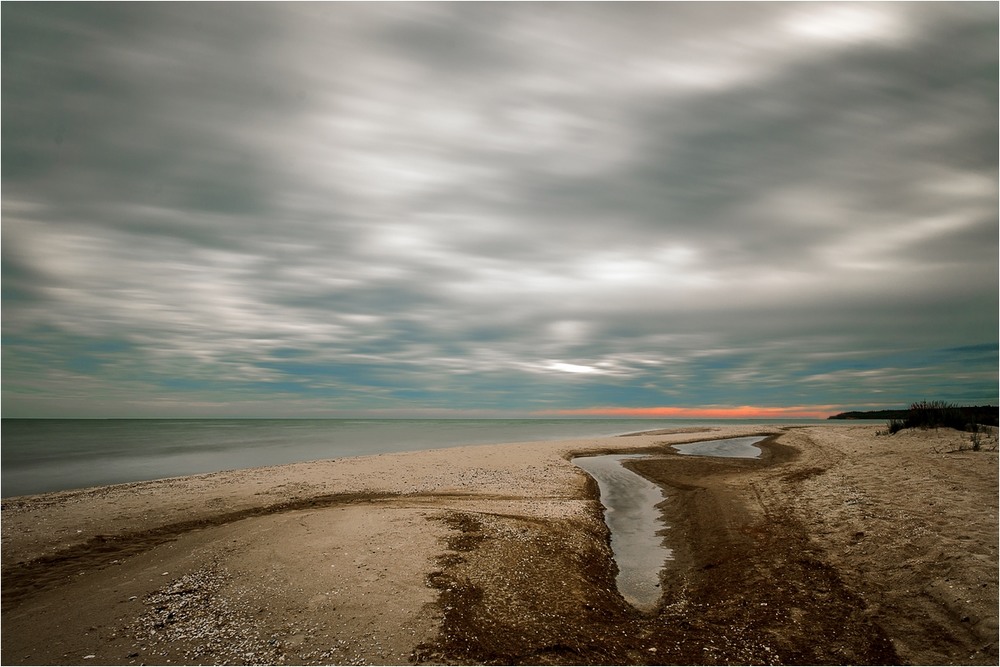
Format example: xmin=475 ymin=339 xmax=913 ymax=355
xmin=3 ymin=405 xmax=841 ymax=420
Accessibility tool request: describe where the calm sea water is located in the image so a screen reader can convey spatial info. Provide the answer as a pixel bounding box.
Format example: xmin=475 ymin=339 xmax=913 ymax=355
xmin=1 ymin=418 xmax=825 ymax=497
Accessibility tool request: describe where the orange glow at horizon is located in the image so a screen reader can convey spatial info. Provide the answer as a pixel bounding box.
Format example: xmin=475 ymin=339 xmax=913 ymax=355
xmin=535 ymin=405 xmax=836 ymax=419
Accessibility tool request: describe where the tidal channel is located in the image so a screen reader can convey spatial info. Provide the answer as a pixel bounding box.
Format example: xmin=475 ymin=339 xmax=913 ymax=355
xmin=573 ymin=436 xmax=766 ymax=611
xmin=572 ymin=454 xmax=669 ymax=611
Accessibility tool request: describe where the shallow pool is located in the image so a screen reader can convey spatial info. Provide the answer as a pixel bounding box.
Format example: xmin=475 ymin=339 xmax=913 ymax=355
xmin=573 ymin=435 xmax=769 ymax=611
xmin=671 ymin=435 xmax=766 ymax=458
xmin=572 ymin=454 xmax=670 ymax=611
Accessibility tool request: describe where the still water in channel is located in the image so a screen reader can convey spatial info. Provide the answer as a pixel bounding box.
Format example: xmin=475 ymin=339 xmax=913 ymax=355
xmin=671 ymin=435 xmax=766 ymax=458
xmin=573 ymin=436 xmax=767 ymax=611
xmin=572 ymin=454 xmax=670 ymax=611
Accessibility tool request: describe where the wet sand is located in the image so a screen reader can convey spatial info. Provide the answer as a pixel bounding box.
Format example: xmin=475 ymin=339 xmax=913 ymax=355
xmin=2 ymin=424 xmax=997 ymax=665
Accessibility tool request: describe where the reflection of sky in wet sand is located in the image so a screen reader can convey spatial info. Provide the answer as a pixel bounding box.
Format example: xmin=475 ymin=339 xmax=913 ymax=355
xmin=672 ymin=435 xmax=766 ymax=458
xmin=573 ymin=454 xmax=670 ymax=611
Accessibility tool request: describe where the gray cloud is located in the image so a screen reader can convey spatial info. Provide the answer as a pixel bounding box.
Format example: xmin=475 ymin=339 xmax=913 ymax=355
xmin=2 ymin=2 xmax=996 ymax=417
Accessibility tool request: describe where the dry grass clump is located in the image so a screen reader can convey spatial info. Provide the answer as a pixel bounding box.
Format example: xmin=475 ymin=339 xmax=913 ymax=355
xmin=881 ymin=401 xmax=998 ymax=451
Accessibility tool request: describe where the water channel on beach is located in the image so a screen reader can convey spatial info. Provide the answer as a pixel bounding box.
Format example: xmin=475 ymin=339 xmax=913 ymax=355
xmin=671 ymin=435 xmax=766 ymax=459
xmin=573 ymin=436 xmax=766 ymax=611
xmin=572 ymin=454 xmax=669 ymax=611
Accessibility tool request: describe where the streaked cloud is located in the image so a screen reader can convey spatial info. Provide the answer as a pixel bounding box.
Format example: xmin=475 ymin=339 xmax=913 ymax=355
xmin=2 ymin=2 xmax=996 ymax=418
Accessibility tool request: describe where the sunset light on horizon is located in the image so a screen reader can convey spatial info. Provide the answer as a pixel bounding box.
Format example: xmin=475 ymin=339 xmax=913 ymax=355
xmin=535 ymin=405 xmax=839 ymax=420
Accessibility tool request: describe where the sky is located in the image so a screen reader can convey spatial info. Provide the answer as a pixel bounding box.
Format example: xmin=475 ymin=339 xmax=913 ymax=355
xmin=2 ymin=2 xmax=997 ymax=419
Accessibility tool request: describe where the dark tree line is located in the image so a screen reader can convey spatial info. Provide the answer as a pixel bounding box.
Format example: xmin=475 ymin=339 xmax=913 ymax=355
xmin=830 ymin=402 xmax=998 ymax=432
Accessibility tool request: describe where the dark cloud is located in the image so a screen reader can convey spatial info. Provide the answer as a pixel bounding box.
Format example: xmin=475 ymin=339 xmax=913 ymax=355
xmin=2 ymin=2 xmax=996 ymax=417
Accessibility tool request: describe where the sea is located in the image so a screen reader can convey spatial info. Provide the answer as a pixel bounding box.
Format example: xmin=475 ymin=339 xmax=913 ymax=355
xmin=0 ymin=418 xmax=827 ymax=498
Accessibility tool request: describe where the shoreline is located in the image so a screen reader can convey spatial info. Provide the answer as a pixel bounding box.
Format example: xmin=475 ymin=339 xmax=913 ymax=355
xmin=2 ymin=424 xmax=996 ymax=665
xmin=2 ymin=418 xmax=820 ymax=499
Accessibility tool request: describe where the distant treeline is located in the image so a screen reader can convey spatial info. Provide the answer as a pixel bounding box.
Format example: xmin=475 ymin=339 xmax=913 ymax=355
xmin=829 ymin=403 xmax=998 ymax=428
xmin=830 ymin=409 xmax=912 ymax=420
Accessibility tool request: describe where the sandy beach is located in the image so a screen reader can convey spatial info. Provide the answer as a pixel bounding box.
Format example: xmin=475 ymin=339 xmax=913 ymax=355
xmin=2 ymin=424 xmax=996 ymax=665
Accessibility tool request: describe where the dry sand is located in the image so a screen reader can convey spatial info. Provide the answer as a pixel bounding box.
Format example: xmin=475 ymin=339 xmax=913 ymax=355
xmin=1 ymin=424 xmax=996 ymax=665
